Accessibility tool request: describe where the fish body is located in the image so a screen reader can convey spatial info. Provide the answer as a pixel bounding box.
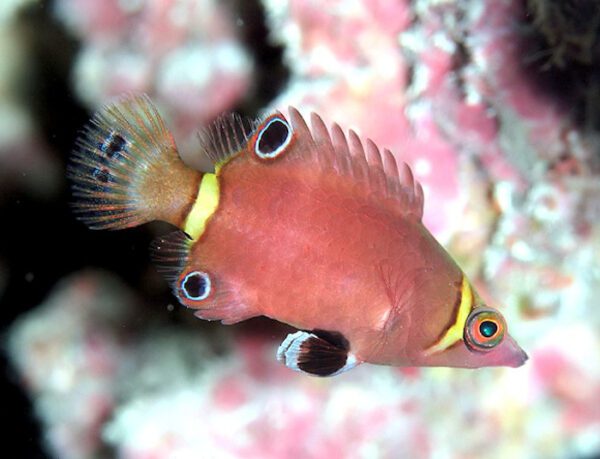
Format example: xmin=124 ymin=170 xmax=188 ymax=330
xmin=201 ymin=160 xmax=460 ymax=367
xmin=69 ymin=95 xmax=527 ymax=376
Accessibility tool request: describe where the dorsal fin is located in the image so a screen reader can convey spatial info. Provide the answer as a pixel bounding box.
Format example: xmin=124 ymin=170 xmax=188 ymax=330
xmin=197 ymin=113 xmax=256 ymax=169
xmin=287 ymin=107 xmax=425 ymax=221
xmin=196 ymin=105 xmax=425 ymax=221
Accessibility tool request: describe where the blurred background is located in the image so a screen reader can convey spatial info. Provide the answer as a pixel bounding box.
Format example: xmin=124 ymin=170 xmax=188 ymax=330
xmin=1 ymin=0 xmax=599 ymax=458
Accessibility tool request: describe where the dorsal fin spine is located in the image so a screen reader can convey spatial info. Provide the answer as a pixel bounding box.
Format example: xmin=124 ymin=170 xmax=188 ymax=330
xmin=197 ymin=113 xmax=257 ymax=170
xmin=286 ymin=106 xmax=424 ymax=221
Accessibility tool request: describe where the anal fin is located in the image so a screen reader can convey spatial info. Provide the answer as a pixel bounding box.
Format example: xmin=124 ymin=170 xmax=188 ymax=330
xmin=276 ymin=330 xmax=359 ymax=377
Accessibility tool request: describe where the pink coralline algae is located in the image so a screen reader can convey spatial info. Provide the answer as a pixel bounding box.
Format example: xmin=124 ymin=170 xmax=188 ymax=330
xmin=462 ymin=0 xmax=593 ymax=174
xmin=7 ymin=272 xmax=137 ymax=459
xmin=5 ymin=0 xmax=600 ymax=458
xmin=262 ymin=0 xmax=518 ymax=262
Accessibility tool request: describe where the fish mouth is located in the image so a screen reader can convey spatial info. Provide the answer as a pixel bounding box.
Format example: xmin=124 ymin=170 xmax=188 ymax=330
xmin=501 ymin=334 xmax=529 ymax=368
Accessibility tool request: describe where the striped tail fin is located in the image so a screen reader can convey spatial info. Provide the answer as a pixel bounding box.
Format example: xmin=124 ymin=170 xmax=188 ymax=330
xmin=68 ymin=95 xmax=203 ymax=230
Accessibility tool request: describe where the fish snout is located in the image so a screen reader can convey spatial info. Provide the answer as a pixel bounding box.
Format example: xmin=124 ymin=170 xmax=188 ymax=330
xmin=498 ymin=334 xmax=529 ymax=368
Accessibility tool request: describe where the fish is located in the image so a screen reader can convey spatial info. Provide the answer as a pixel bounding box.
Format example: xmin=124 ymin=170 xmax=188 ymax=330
xmin=68 ymin=95 xmax=528 ymax=377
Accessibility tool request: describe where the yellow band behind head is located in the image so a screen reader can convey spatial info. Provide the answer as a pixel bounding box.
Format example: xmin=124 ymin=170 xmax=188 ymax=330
xmin=183 ymin=173 xmax=220 ymax=240
xmin=424 ymin=276 xmax=473 ymax=356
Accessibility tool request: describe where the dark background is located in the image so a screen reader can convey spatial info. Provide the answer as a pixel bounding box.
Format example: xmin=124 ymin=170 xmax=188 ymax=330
xmin=0 ymin=1 xmax=288 ymax=457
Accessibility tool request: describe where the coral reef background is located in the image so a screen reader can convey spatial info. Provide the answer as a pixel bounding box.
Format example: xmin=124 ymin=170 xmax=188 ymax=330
xmin=1 ymin=0 xmax=599 ymax=458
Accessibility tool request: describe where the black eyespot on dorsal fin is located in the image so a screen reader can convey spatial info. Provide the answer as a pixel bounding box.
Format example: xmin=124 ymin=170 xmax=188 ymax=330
xmin=197 ymin=112 xmax=257 ymax=168
xmin=253 ymin=114 xmax=293 ymax=159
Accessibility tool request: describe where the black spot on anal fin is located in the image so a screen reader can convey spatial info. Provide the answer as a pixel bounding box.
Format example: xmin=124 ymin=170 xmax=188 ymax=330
xmin=297 ymin=334 xmax=349 ymax=377
xmin=311 ymin=329 xmax=350 ymax=350
xmin=277 ymin=330 xmax=359 ymax=377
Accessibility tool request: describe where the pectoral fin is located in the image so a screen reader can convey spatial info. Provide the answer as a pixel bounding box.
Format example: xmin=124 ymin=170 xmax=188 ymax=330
xmin=276 ymin=330 xmax=359 ymax=377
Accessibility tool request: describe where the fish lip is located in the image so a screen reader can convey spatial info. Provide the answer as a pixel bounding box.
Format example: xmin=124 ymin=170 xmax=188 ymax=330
xmin=503 ymin=334 xmax=529 ymax=367
xmin=508 ymin=347 xmax=529 ymax=367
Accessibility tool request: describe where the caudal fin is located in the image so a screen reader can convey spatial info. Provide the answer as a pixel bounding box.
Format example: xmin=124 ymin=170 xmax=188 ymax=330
xmin=68 ymin=95 xmax=202 ymax=230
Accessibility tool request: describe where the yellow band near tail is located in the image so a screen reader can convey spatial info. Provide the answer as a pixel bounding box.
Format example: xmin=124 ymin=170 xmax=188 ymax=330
xmin=424 ymin=276 xmax=474 ymax=356
xmin=183 ymin=173 xmax=220 ymax=240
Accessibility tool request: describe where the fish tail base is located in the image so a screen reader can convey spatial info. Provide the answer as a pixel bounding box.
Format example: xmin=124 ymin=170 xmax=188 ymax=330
xmin=68 ymin=95 xmax=202 ymax=230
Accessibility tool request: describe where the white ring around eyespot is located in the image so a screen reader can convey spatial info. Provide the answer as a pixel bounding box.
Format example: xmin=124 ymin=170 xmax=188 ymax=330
xmin=180 ymin=271 xmax=211 ymax=301
xmin=254 ymin=117 xmax=292 ymax=159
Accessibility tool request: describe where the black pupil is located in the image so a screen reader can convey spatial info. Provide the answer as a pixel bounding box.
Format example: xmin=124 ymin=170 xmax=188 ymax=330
xmin=479 ymin=320 xmax=498 ymax=338
xmin=183 ymin=273 xmax=206 ymax=298
xmin=258 ymin=119 xmax=289 ymax=154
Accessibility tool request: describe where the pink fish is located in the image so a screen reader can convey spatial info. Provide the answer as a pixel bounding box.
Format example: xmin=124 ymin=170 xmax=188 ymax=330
xmin=69 ymin=95 xmax=527 ymax=376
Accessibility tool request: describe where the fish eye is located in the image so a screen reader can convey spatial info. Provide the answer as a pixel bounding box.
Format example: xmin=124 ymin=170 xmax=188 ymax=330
xmin=464 ymin=308 xmax=505 ymax=352
xmin=180 ymin=271 xmax=211 ymax=301
xmin=255 ymin=117 xmax=292 ymax=159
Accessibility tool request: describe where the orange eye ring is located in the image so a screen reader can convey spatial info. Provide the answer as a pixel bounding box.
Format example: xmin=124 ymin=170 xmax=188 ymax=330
xmin=464 ymin=309 xmax=506 ymax=352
